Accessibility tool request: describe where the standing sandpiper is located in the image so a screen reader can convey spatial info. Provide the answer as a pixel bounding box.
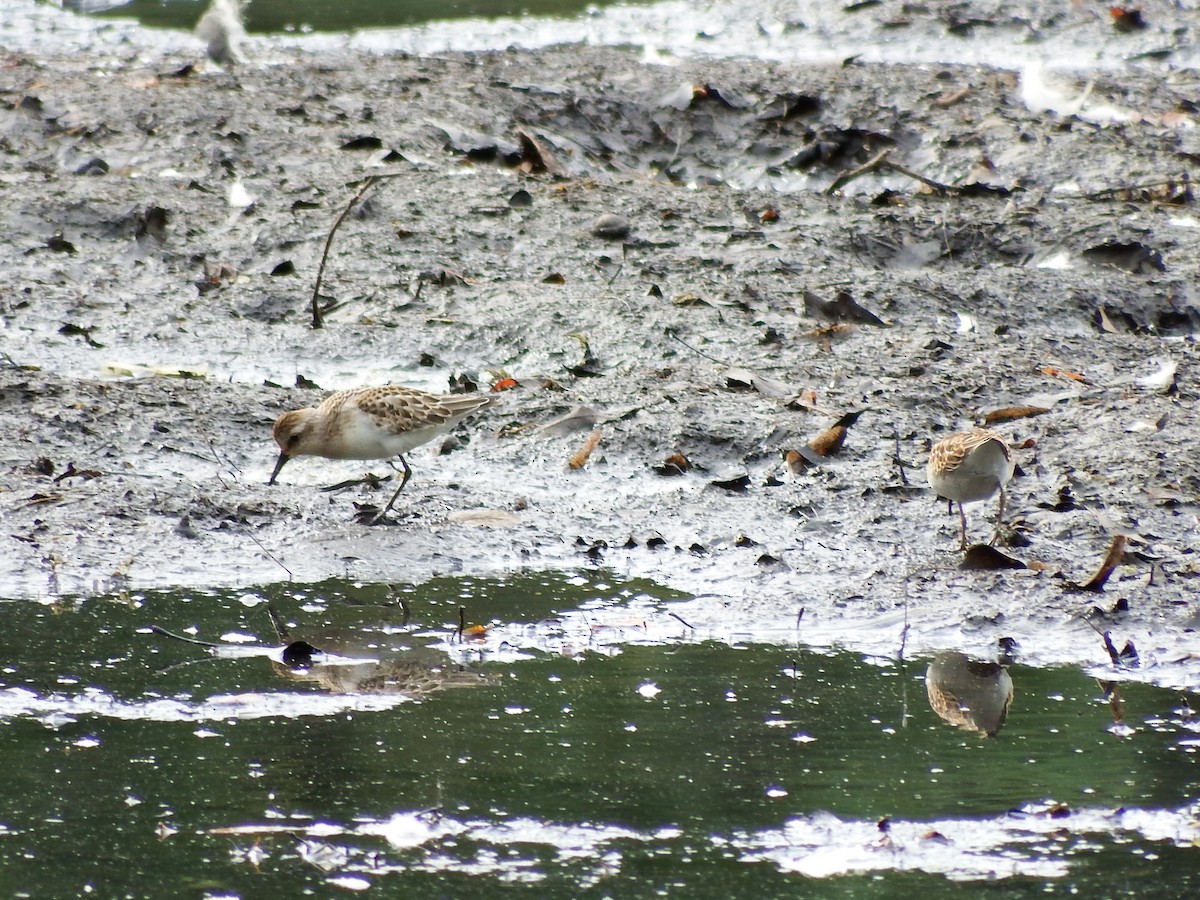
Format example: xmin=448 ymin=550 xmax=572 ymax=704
xmin=926 ymin=428 xmax=1014 ymax=549
xmin=269 ymin=385 xmax=500 ymax=523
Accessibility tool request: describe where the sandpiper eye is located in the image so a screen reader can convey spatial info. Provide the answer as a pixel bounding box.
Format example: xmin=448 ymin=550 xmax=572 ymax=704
xmin=287 ymin=434 xmax=301 ymax=448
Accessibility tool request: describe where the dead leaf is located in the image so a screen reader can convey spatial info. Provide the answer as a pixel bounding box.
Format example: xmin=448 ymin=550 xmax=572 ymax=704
xmin=931 ymin=87 xmax=972 ymax=108
xmin=724 ymin=367 xmax=794 ymax=398
xmin=568 ymin=429 xmax=602 ymax=469
xmin=984 ymin=405 xmax=1051 ymax=424
xmin=710 ymin=473 xmax=751 ymax=493
xmin=1097 ymin=305 xmax=1120 ymax=334
xmin=806 ymin=410 xmax=865 ymax=459
xmin=802 ymin=289 xmax=885 ymax=325
xmin=1109 ymin=7 xmax=1148 ymax=32
xmin=340 ymin=136 xmax=384 ymax=151
xmin=516 ymin=129 xmax=566 ymax=176
xmin=1072 ymin=535 xmax=1128 ymax=591
xmin=653 ymin=452 xmax=691 ymax=476
xmin=962 ymin=545 xmax=1027 ymax=570
xmin=1039 ymin=366 xmax=1088 ymax=383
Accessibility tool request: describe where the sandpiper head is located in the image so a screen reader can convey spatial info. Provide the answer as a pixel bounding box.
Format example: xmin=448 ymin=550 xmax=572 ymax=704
xmin=268 ymin=409 xmax=313 ymax=484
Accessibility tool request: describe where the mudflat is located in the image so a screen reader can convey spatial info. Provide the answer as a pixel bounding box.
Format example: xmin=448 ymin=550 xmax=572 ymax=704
xmin=1 ymin=38 xmax=1197 ymax=682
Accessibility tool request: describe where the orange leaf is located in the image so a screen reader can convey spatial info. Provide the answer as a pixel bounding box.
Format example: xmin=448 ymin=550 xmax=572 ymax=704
xmin=984 ymin=405 xmax=1051 ymax=424
xmin=1039 ymin=366 xmax=1086 ymax=382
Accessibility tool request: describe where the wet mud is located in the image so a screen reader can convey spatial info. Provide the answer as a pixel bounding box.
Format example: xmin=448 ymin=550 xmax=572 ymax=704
xmin=1 ymin=34 xmax=1198 ymax=685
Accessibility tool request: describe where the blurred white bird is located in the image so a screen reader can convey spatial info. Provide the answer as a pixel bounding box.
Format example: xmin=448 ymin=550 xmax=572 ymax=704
xmin=195 ymin=0 xmax=247 ymax=67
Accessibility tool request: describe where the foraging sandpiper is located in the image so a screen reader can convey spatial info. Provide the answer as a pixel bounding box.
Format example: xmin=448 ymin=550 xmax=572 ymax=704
xmin=269 ymin=385 xmax=499 ymax=523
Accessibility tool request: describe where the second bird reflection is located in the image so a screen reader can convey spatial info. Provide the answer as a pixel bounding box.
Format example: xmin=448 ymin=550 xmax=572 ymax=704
xmin=925 ymin=651 xmax=1014 ymax=738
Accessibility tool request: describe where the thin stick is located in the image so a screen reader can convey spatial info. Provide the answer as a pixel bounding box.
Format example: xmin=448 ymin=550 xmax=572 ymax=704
xmin=148 ymin=625 xmax=220 ymax=648
xmin=667 ymin=611 xmax=694 ymax=630
xmin=244 ymin=530 xmax=294 ymax=580
xmin=1082 ymin=175 xmax=1191 ymax=200
xmin=892 ymin=428 xmax=910 ymax=486
xmin=664 ymin=327 xmax=728 ymax=365
xmin=825 ymin=148 xmax=954 ymax=196
xmin=884 ymin=160 xmax=954 ymax=194
xmin=825 ymin=149 xmax=894 ymax=195
xmin=310 ymin=176 xmax=379 ymax=329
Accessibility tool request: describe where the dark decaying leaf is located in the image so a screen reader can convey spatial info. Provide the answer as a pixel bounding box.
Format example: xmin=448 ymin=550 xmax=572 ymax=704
xmin=756 ymin=92 xmax=821 ymax=122
xmin=44 ymin=233 xmax=77 ymax=254
xmin=785 ymin=128 xmax=895 ymax=170
xmin=416 ymin=266 xmax=469 ymax=288
xmin=1082 ymin=241 xmax=1165 ymax=274
xmin=74 ymin=157 xmax=109 ymax=176
xmin=58 ymin=323 xmax=103 ymax=348
xmin=961 ymin=545 xmax=1027 ymax=570
xmin=52 ymin=462 xmax=104 ymax=483
xmin=567 ymin=335 xmax=605 ymax=378
xmin=340 ymin=135 xmax=384 ymax=151
xmin=724 ymin=367 xmax=794 ymax=398
xmin=517 ymin=129 xmax=566 ymax=176
xmin=710 ymin=474 xmax=751 ymax=493
xmin=692 ymin=83 xmax=755 ymax=110
xmin=429 ymin=122 xmax=521 ymax=163
xmin=802 ymin=289 xmax=885 ymax=325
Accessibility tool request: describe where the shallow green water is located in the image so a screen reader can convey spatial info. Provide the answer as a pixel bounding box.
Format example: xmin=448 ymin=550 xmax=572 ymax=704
xmin=89 ymin=0 xmax=632 ymax=33
xmin=0 ymin=572 xmax=1197 ymax=896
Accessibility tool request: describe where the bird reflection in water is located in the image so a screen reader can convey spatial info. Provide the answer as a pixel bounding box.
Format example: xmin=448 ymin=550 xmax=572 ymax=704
xmin=268 ymin=606 xmax=498 ymax=698
xmin=925 ymin=646 xmax=1015 ymax=738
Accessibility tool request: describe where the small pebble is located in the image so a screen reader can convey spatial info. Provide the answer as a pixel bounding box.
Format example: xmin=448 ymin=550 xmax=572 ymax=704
xmin=591 ymin=213 xmax=630 ymax=239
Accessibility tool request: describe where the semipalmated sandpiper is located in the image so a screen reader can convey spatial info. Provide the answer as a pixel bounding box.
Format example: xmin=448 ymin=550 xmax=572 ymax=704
xmin=926 ymin=428 xmax=1014 ymax=549
xmin=269 ymin=385 xmax=499 ymax=523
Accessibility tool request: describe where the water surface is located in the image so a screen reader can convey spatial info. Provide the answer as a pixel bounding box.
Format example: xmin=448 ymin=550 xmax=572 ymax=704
xmin=1 ymin=573 xmax=1196 ymax=895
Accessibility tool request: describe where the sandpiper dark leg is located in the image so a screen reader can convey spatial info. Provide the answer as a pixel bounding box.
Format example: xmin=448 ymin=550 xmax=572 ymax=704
xmin=372 ymin=455 xmax=414 ymax=524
